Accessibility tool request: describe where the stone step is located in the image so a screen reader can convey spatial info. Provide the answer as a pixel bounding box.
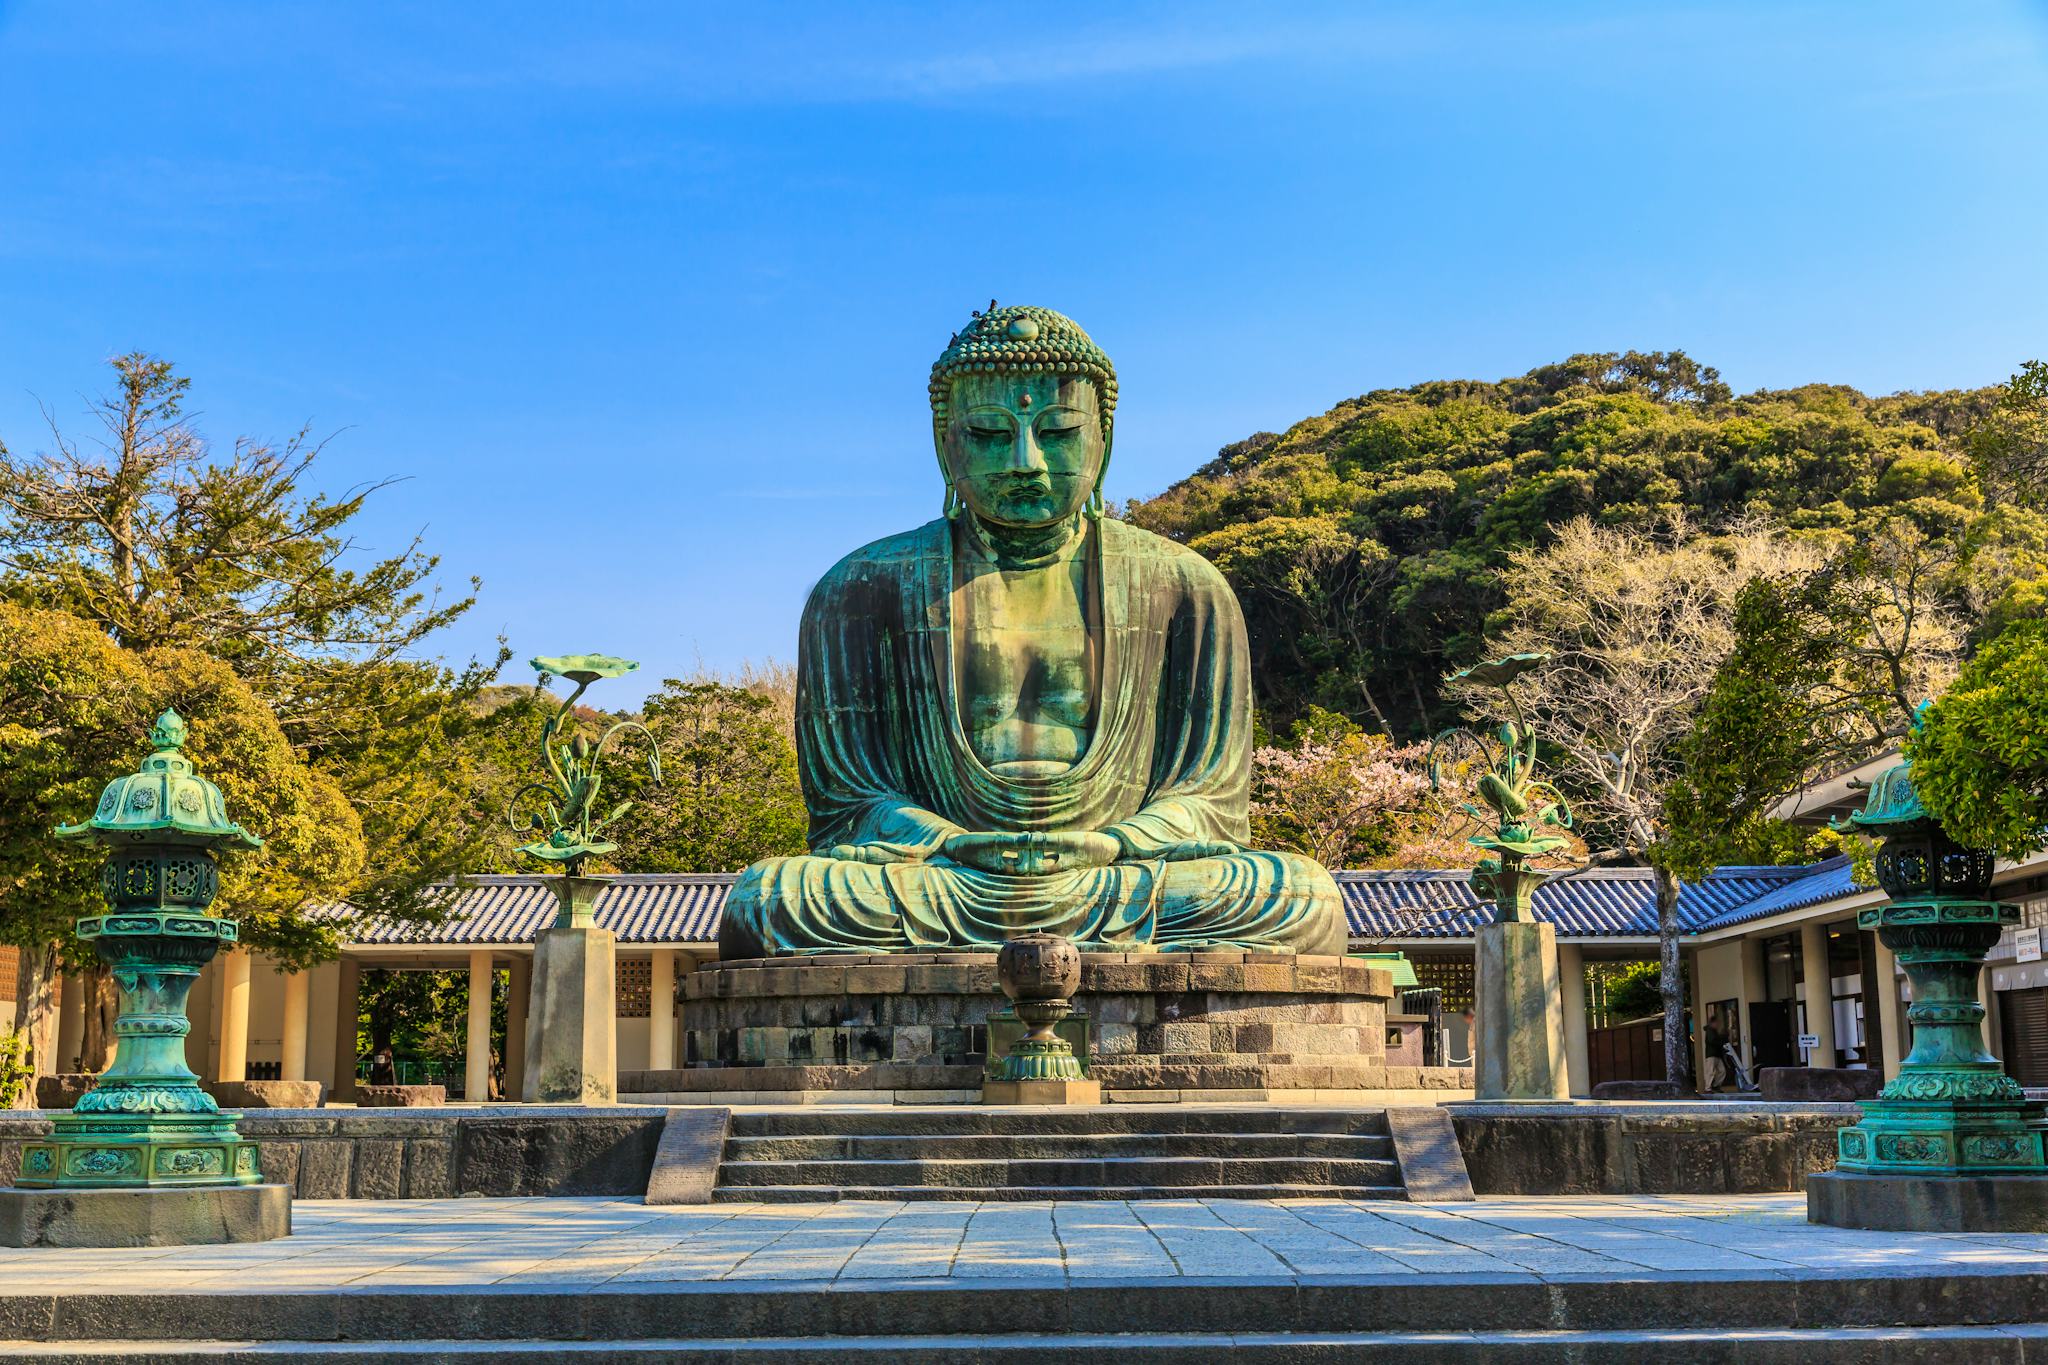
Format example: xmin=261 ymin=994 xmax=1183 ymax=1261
xmin=723 ymin=1131 xmax=1398 ymax=1161
xmin=12 ymin=1325 xmax=2045 ymax=1361
xmin=716 ymin=1155 xmax=1402 ymax=1190
xmin=7 ymin=1270 xmax=2045 ymax=1344
xmin=726 ymin=1106 xmax=1392 ymax=1138
xmin=712 ymin=1182 xmax=1410 ymax=1202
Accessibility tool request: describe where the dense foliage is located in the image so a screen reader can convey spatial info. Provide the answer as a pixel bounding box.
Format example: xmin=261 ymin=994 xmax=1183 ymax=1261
xmin=1126 ymin=351 xmax=2004 ymax=736
xmin=1910 ymin=618 xmax=2048 ymax=861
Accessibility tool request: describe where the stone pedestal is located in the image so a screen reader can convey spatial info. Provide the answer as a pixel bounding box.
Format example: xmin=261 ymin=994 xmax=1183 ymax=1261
xmin=524 ymin=876 xmax=617 ymax=1105
xmin=1808 ymin=1169 xmax=2048 ymax=1232
xmin=1473 ymin=920 xmax=1570 ymax=1101
xmin=643 ymin=951 xmax=1442 ymax=1102
xmin=983 ymin=1078 xmax=1102 ymax=1104
xmin=0 ymin=1183 xmax=289 ymax=1247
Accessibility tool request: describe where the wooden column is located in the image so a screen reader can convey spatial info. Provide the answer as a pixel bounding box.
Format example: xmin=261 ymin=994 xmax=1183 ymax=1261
xmin=1556 ymin=942 xmax=1589 ymax=1097
xmin=648 ymin=950 xmax=677 ymax=1072
xmin=504 ymin=954 xmax=530 ymax=1102
xmin=466 ymin=950 xmax=495 ymax=1103
xmin=217 ymin=949 xmax=252 ymax=1083
xmin=1874 ymin=936 xmax=1905 ymax=1077
xmin=280 ymin=969 xmax=311 ymax=1082
xmin=1799 ymin=922 xmax=1836 ymax=1068
xmin=331 ymin=956 xmax=360 ymax=1102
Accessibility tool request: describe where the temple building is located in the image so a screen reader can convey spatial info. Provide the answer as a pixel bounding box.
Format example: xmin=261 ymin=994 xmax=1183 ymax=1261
xmin=8 ymin=810 xmax=2045 ymax=1102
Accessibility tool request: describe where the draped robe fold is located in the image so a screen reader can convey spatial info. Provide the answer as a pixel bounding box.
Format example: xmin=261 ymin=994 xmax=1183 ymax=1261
xmin=721 ymin=516 xmax=1347 ymax=958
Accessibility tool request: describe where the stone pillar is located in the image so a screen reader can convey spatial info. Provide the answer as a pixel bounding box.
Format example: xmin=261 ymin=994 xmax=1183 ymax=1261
xmin=217 ymin=949 xmax=252 ymax=1083
xmin=503 ymin=954 xmax=530 ymax=1103
xmin=1556 ymin=941 xmax=1589 ymax=1097
xmin=280 ymin=969 xmax=311 ymax=1083
xmin=1473 ymin=920 xmax=1570 ymax=1100
xmin=331 ymin=956 xmax=360 ymax=1103
xmin=523 ymin=876 xmax=617 ymax=1105
xmin=55 ymin=973 xmax=84 ymax=1074
xmin=648 ymin=950 xmax=677 ymax=1072
xmin=1799 ymin=922 xmax=1836 ymax=1068
xmin=466 ymin=951 xmax=494 ymax=1103
xmin=1873 ymin=936 xmax=1905 ymax=1078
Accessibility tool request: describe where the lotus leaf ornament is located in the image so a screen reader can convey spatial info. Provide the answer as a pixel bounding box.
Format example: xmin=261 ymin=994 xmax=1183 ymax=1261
xmin=1430 ymin=651 xmax=1577 ymax=923
xmin=509 ymin=653 xmax=661 ymax=875
xmin=531 ymin=654 xmax=640 ymax=686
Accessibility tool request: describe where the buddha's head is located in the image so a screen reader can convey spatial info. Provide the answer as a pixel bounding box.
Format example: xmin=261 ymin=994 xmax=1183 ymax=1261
xmin=929 ymin=305 xmax=1117 ymax=529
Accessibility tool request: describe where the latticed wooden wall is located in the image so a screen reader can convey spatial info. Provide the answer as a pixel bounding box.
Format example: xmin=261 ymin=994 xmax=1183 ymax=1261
xmin=616 ymin=958 xmax=651 ymax=1018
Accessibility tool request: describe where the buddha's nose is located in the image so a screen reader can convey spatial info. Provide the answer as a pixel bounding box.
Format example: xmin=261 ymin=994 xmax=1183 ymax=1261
xmin=1007 ymin=426 xmax=1050 ymax=476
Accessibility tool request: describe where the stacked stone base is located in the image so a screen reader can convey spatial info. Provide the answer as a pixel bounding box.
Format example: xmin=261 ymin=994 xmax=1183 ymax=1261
xmin=636 ymin=951 xmax=1468 ymax=1104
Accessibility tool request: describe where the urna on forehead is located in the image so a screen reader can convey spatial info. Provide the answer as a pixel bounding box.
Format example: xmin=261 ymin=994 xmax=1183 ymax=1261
xmin=927 ymin=303 xmax=1119 ymax=442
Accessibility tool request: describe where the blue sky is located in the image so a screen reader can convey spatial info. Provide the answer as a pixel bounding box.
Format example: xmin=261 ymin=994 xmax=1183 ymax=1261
xmin=2 ymin=3 xmax=2045 ymax=702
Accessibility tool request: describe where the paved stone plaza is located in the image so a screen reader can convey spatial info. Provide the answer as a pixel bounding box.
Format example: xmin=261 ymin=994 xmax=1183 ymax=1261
xmin=2 ymin=1192 xmax=2042 ymax=1288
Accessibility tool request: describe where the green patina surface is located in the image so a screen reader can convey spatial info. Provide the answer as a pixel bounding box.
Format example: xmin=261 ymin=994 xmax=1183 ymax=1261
xmin=723 ymin=305 xmax=1345 ymax=958
xmin=511 ymin=653 xmax=661 ymax=890
xmin=1831 ymin=730 xmax=2047 ymax=1177
xmin=1429 ymin=653 xmax=1574 ymax=923
xmin=18 ymin=712 xmax=264 ymax=1189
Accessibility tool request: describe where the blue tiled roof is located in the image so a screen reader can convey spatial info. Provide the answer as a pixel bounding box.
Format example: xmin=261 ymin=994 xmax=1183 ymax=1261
xmin=328 ymin=860 xmax=1858 ymax=947
xmin=1338 ymin=864 xmax=1835 ymax=939
xmin=1685 ymin=856 xmax=1866 ymax=930
xmin=333 ymin=874 xmax=729 ymax=946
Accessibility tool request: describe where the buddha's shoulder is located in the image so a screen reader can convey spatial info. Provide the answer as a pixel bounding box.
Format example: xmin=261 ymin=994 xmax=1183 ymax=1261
xmin=807 ymin=520 xmax=947 ymax=600
xmin=1100 ymin=518 xmax=1231 ymax=591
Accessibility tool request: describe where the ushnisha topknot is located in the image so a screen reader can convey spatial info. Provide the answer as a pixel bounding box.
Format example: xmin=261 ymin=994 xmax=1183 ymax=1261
xmin=928 ymin=303 xmax=1118 ymax=450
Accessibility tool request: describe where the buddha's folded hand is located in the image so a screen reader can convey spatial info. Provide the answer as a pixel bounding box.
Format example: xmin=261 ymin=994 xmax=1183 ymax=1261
xmin=824 ymin=841 xmax=931 ymax=865
xmin=941 ymin=830 xmax=1120 ymax=875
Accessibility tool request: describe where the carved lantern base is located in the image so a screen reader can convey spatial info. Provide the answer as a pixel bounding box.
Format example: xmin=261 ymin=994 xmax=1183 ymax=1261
xmin=1828 ymin=900 xmax=2046 ymax=1179
xmin=16 ymin=909 xmax=261 ymax=1190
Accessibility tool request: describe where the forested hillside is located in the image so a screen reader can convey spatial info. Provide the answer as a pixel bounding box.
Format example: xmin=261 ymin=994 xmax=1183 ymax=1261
xmin=1124 ymin=352 xmax=2032 ymax=737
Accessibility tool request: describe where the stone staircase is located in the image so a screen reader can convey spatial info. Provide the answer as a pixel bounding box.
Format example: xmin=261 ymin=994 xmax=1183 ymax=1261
xmin=711 ymin=1106 xmax=1417 ymax=1201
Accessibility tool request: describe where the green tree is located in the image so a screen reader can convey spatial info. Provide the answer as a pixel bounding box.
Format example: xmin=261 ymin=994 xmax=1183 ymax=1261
xmin=0 ymin=603 xmax=364 ymax=1090
xmin=1970 ymin=360 xmax=2048 ymax=511
xmin=608 ymin=677 xmax=807 ymax=873
xmin=1126 ymin=353 xmax=1998 ymax=736
xmin=1910 ymin=617 xmax=2048 ymax=861
xmin=0 ymin=353 xmax=507 ymax=930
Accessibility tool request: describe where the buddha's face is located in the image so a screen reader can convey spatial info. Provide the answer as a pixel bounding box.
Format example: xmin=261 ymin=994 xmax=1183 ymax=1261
xmin=942 ymin=372 xmax=1105 ymax=528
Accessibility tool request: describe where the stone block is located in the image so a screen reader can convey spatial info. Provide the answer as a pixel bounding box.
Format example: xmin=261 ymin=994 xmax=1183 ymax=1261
xmin=252 ymin=1139 xmax=301 ymax=1193
xmin=454 ymin=1115 xmax=664 ymax=1196
xmin=524 ymin=923 xmax=617 ymax=1106
xmin=1189 ymin=964 xmax=1248 ymax=992
xmin=983 ymin=1077 xmax=1101 ymax=1105
xmin=1295 ymin=955 xmax=1344 ymax=990
xmin=1809 ymin=1169 xmax=2048 ymax=1231
xmin=351 ymin=1137 xmax=404 ymax=1198
xmin=355 ymin=1084 xmax=446 ymax=1108
xmin=793 ymin=964 xmax=847 ymax=995
xmin=0 ymin=1184 xmax=289 ymax=1247
xmin=294 ymin=1140 xmax=353 ymax=1198
xmin=1158 ymin=1021 xmax=1212 ymax=1054
xmin=403 ymin=1139 xmax=454 ymax=1198
xmin=891 ymin=1025 xmax=934 ymax=1061
xmin=1473 ymin=919 xmax=1570 ymax=1101
xmin=1242 ymin=962 xmax=1295 ymax=992
xmin=644 ymin=1107 xmax=730 ymax=1205
xmin=1760 ymin=1067 xmax=1883 ymax=1102
xmin=208 ymin=1079 xmax=322 ymax=1109
xmin=845 ymin=964 xmax=908 ymax=994
xmin=34 ymin=1075 xmax=97 ymax=1110
xmin=1592 ymin=1079 xmax=1685 ymax=1100
xmin=1094 ymin=1022 xmax=1138 ymax=1056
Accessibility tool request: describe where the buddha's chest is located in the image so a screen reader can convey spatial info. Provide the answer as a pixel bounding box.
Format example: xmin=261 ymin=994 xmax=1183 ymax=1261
xmin=956 ymin=558 xmax=1096 ymax=772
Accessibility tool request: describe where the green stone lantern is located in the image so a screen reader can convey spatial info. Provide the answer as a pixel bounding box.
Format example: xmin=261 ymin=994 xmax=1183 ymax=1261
xmin=16 ymin=710 xmax=266 ymax=1190
xmin=1822 ymin=733 xmax=2045 ymax=1181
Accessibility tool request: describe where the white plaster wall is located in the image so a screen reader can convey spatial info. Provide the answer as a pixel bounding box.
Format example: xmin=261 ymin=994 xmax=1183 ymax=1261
xmin=617 ymin=1016 xmax=650 ymax=1073
xmin=1693 ymin=939 xmax=1748 ymax=1083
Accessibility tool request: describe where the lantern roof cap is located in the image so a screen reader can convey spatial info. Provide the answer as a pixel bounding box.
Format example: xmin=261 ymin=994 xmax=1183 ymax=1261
xmin=55 ymin=709 xmax=263 ymax=850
